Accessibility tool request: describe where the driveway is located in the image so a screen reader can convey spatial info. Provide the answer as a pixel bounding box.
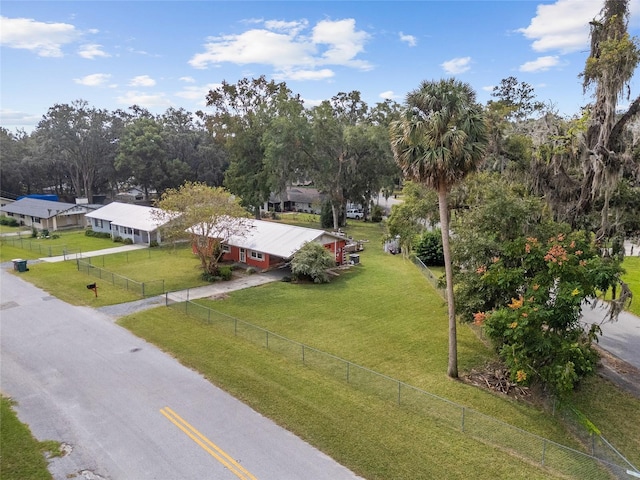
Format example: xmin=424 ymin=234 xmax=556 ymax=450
xmin=0 ymin=267 xmax=362 ymax=480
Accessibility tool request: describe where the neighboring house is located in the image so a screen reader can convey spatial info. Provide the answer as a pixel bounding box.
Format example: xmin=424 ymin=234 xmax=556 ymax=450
xmin=198 ymin=219 xmax=349 ymax=270
xmin=85 ymin=202 xmax=170 ymax=245
xmin=264 ymin=187 xmax=326 ymax=214
xmin=0 ymin=197 xmax=95 ymax=231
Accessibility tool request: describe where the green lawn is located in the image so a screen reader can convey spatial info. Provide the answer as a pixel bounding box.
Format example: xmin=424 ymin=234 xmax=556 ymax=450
xmin=0 ymin=396 xmax=58 ymax=480
xmin=12 ymin=245 xmax=212 ymax=307
xmin=0 ymin=229 xmax=115 ymax=258
xmin=119 ymin=220 xmax=640 ymax=478
xmin=621 ymin=256 xmax=640 ymax=316
xmin=6 ymin=218 xmax=639 ymax=479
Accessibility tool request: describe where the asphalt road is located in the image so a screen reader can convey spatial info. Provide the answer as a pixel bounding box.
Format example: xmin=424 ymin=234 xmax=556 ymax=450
xmin=581 ymin=301 xmax=640 ymax=370
xmin=0 ymin=268 xmax=363 ymax=480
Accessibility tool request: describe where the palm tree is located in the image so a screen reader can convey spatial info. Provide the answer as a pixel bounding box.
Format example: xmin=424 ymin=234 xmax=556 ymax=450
xmin=390 ymin=78 xmax=487 ymax=378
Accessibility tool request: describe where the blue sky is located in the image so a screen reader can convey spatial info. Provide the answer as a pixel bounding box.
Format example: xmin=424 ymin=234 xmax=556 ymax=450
xmin=2 ymin=0 xmax=640 ymax=133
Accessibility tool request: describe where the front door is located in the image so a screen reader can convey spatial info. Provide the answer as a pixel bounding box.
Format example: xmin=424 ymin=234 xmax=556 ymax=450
xmin=240 ymin=248 xmax=246 ymax=263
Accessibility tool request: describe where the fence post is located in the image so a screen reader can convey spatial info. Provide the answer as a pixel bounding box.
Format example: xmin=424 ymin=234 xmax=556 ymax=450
xmin=165 ymin=292 xmax=168 ymax=307
xmin=142 ymin=282 xmax=145 ymax=297
xmin=234 ymin=318 xmax=237 ymax=336
xmin=346 ymin=362 xmax=350 ymax=383
xmin=302 ymin=345 xmax=305 ymax=364
xmin=162 ymin=280 xmax=165 ymax=294
xmin=398 ymin=382 xmax=401 ymax=405
xmin=541 ymin=439 xmax=546 ymax=466
xmin=461 ymin=407 xmax=465 ymax=432
xmin=208 ymin=308 xmax=211 ymax=323
xmin=266 ymin=331 xmax=269 ymax=349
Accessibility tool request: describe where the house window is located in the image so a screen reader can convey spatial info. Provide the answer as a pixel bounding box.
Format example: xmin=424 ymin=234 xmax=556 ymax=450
xmin=20 ymin=214 xmax=25 ymax=219
xmin=134 ymin=229 xmax=140 ymax=236
xmin=124 ymin=227 xmax=132 ymax=235
xmin=32 ymin=217 xmax=41 ymax=223
xmin=7 ymin=213 xmax=13 ymax=217
xmin=249 ymin=250 xmax=264 ymax=260
xmin=222 ymin=244 xmax=231 ymax=253
xmin=94 ymin=219 xmax=99 ymax=227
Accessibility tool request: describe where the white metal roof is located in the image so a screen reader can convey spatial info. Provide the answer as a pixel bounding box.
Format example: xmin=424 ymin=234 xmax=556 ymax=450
xmin=224 ymin=219 xmax=344 ymax=259
xmin=85 ymin=202 xmax=169 ymax=232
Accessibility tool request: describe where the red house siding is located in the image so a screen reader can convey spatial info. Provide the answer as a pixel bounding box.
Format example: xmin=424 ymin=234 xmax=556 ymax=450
xmin=324 ymin=239 xmax=348 ymax=264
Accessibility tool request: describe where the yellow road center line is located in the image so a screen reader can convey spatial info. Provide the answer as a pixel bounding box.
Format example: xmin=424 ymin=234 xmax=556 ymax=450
xmin=160 ymin=407 xmax=257 ymax=480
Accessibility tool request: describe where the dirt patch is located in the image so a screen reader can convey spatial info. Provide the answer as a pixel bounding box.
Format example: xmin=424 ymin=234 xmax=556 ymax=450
xmin=210 ymin=293 xmax=230 ymax=301
xmin=463 ymin=361 xmax=534 ymax=402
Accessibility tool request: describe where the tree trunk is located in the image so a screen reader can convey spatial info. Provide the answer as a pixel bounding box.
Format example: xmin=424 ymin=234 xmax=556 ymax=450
xmin=331 ymin=202 xmax=339 ymax=230
xmin=438 ymin=187 xmax=458 ymax=378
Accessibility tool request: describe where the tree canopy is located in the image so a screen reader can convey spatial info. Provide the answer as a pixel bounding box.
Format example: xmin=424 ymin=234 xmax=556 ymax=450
xmin=153 ymin=182 xmax=251 ymax=275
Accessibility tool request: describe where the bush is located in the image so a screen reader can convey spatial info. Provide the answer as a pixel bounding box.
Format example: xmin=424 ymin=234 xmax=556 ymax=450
xmin=201 ymin=272 xmax=218 ymax=282
xmin=149 ymin=240 xmax=159 ymax=248
xmin=291 ymin=241 xmax=335 ymax=283
xmin=85 ymin=229 xmax=111 ymax=239
xmin=371 ymin=205 xmax=384 ymax=223
xmin=218 ymin=266 xmax=233 ymax=281
xmin=31 ymin=228 xmax=38 ymax=238
xmin=246 ymin=267 xmax=257 ymax=275
xmin=0 ymin=216 xmax=19 ymax=227
xmin=123 ymin=238 xmax=133 ymax=245
xmin=113 ymin=236 xmax=123 ymax=243
xmin=414 ymin=229 xmax=444 ymax=266
xmin=320 ymin=201 xmax=343 ymax=229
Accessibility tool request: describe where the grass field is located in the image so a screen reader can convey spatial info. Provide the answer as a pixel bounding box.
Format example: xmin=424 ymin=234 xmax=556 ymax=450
xmin=0 ymin=229 xmax=115 ymax=260
xmin=4 ymin=217 xmax=639 ymax=479
xmin=0 ymin=396 xmax=58 ymax=480
xmin=621 ymin=256 xmax=640 ymax=316
xmin=11 ymin=245 xmax=212 ymax=307
xmin=119 ymin=219 xmax=640 ymax=478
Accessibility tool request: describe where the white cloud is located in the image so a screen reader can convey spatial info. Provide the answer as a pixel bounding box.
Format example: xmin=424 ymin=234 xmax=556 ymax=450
xmin=129 ymin=75 xmax=156 ymax=87
xmin=0 ymin=108 xmax=41 ymax=127
xmin=379 ymin=90 xmax=401 ymax=100
xmin=74 ymin=73 xmax=112 ymax=86
xmin=518 ymin=0 xmax=600 ymax=53
xmin=0 ymin=16 xmax=79 ymax=57
xmin=441 ymin=56 xmax=471 ymax=74
xmin=312 ymin=19 xmax=371 ymax=69
xmin=399 ymin=32 xmax=417 ymax=47
xmin=481 ymin=85 xmax=495 ymax=93
xmin=274 ymin=68 xmax=335 ymax=81
xmin=300 ymin=97 xmax=323 ymax=108
xmin=179 ymin=76 xmax=196 ymax=83
xmin=175 ymin=83 xmax=222 ymax=106
xmin=78 ymin=43 xmax=110 ymax=59
xmin=116 ymin=91 xmax=172 ymax=108
xmin=519 ymin=56 xmax=560 ymax=72
xmin=189 ymin=18 xmax=372 ymax=73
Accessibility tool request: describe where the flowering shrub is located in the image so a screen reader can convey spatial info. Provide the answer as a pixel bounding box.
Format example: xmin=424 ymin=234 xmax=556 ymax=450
xmin=469 ymin=231 xmax=622 ymax=398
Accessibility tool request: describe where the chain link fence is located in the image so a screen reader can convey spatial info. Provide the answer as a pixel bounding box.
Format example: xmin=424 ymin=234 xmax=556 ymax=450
xmin=77 ymin=259 xmax=164 ymax=297
xmin=0 ymin=236 xmax=81 ymax=259
xmin=165 ymin=292 xmax=638 ymax=480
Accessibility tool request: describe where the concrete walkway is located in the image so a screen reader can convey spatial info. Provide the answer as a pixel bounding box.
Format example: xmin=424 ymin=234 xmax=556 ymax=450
xmin=98 ymin=268 xmax=288 ymax=319
xmin=39 ymin=243 xmax=147 ymax=263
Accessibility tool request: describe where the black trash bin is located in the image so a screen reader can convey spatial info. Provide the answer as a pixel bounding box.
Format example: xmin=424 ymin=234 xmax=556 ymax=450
xmin=349 ymin=254 xmax=360 ymax=265
xmin=16 ymin=260 xmax=28 ymax=272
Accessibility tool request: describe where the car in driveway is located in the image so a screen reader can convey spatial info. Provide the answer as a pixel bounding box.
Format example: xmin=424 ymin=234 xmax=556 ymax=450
xmin=346 ymin=208 xmax=364 ymax=220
